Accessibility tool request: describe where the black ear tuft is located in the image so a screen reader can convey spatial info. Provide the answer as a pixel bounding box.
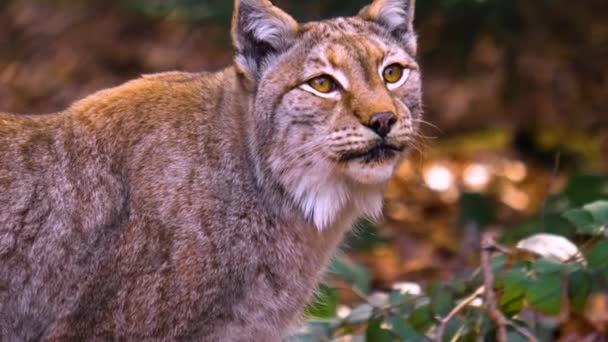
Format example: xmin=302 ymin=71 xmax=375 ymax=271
xmin=232 ymin=0 xmax=299 ymax=78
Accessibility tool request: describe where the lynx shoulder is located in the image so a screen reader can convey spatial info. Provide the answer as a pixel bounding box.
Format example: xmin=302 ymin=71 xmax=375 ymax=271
xmin=0 ymin=0 xmax=422 ymax=340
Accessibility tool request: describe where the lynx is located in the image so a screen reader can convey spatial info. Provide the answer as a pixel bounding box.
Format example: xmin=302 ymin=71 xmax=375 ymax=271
xmin=0 ymin=0 xmax=422 ymax=340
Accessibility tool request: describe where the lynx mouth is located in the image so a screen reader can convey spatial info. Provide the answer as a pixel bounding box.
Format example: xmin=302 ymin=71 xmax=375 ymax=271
xmin=339 ymin=142 xmax=404 ymax=163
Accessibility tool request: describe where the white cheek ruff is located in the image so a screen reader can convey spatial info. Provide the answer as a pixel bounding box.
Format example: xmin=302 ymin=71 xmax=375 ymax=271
xmin=275 ymin=157 xmax=386 ymax=231
xmin=277 ymin=158 xmax=350 ymax=230
xmin=295 ymin=175 xmax=385 ymax=231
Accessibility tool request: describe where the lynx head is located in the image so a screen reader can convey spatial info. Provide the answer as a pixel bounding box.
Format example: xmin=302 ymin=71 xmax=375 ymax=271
xmin=232 ymin=0 xmax=422 ymax=229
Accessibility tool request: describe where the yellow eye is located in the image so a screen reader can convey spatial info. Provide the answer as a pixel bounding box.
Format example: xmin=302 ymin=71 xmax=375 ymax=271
xmin=307 ymin=75 xmax=337 ymax=93
xmin=383 ymin=64 xmax=404 ymax=84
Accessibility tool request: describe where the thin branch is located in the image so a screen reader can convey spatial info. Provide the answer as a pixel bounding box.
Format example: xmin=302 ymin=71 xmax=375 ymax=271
xmin=486 ymin=240 xmax=513 ymax=255
xmin=433 ymin=286 xmax=485 ymax=342
xmin=350 ymin=286 xmax=376 ymax=306
xmin=507 ymin=322 xmax=539 ymax=342
xmin=481 ymin=232 xmax=509 ymax=342
xmin=381 ymin=297 xmax=421 ymax=317
xmin=337 ymin=284 xmax=421 ymax=315
xmin=479 ymin=234 xmax=540 ymax=342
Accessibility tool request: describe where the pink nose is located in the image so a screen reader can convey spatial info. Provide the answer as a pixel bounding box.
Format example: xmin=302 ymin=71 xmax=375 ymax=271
xmin=368 ymin=112 xmax=396 ymax=137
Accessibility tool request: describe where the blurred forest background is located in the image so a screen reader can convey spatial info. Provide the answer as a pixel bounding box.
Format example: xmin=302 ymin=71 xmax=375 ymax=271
xmin=1 ymin=0 xmax=607 ymax=340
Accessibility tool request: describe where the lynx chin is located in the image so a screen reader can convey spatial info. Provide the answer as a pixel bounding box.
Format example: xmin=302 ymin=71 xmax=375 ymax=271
xmin=0 ymin=0 xmax=422 ymax=340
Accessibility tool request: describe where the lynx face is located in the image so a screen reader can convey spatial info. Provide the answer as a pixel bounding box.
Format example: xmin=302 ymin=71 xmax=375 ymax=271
xmin=281 ymin=21 xmax=419 ymax=184
xmin=234 ymin=0 xmax=421 ymax=229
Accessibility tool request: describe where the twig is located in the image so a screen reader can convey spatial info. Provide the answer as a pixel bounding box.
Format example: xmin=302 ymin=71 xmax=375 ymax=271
xmin=481 ymin=232 xmax=509 ymax=342
xmin=507 ymin=322 xmax=539 ymax=342
xmin=433 ymin=286 xmax=485 ymax=342
xmin=486 ymin=240 xmax=513 ymax=255
xmin=480 ymin=233 xmax=540 ymax=342
xmin=350 ymin=286 xmax=376 ymax=306
xmin=337 ymin=284 xmax=421 ymax=315
xmin=381 ymin=296 xmax=421 ymax=317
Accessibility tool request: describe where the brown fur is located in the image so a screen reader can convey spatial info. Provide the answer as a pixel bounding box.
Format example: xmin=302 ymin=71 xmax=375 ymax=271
xmin=0 ymin=0 xmax=421 ymax=340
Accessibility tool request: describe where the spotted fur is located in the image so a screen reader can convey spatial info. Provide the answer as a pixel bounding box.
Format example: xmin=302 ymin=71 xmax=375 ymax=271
xmin=0 ymin=0 xmax=422 ymax=340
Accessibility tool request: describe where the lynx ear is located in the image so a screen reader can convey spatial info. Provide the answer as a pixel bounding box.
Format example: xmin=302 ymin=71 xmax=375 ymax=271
xmin=359 ymin=0 xmax=417 ymax=54
xmin=232 ymin=0 xmax=299 ymax=79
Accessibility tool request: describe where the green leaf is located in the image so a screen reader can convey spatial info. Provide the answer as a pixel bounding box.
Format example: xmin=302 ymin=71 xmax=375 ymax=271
xmin=442 ymin=316 xmax=466 ymax=342
xmin=365 ymin=319 xmax=394 ymax=342
xmin=430 ymin=285 xmax=454 ymax=317
xmin=563 ymin=209 xmax=600 ymax=235
xmin=496 ymin=268 xmax=528 ymax=317
xmin=583 ymin=201 xmax=608 ymax=225
xmin=345 ymin=304 xmax=374 ymax=324
xmin=507 ymin=329 xmax=529 ymax=342
xmin=564 ymin=201 xmax=608 ymax=236
xmin=532 ymin=257 xmax=566 ymax=274
xmin=442 ymin=280 xmax=468 ymax=297
xmin=305 ymin=285 xmax=339 ymax=319
xmin=568 ymin=270 xmax=593 ymax=315
xmin=367 ymin=293 xmax=390 ymax=308
xmin=526 ymin=273 xmax=562 ymax=315
xmin=287 ymin=321 xmax=334 ymax=342
xmin=389 ymin=289 xmax=411 ymax=305
xmin=470 ymin=255 xmax=508 ymax=287
xmin=330 ymin=256 xmax=371 ymax=294
xmin=388 ymin=316 xmax=429 ymax=341
xmin=407 ymin=304 xmax=434 ymax=333
xmin=587 ymin=239 xmax=608 ymax=279
xmin=388 ymin=290 xmax=416 ymax=315
xmin=476 ymin=313 xmax=494 ymax=338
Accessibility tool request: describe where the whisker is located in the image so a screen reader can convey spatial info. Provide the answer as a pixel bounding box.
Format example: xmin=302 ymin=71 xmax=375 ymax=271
xmin=413 ymin=119 xmax=443 ymax=134
xmin=277 ymin=139 xmax=328 ymax=164
xmin=411 ymin=131 xmax=438 ymax=140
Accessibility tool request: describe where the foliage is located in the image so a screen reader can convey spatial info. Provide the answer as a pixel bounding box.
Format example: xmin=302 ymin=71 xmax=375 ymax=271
xmin=291 ymin=175 xmax=608 ymax=341
xmin=122 ymin=0 xmax=233 ymax=23
xmin=120 ymin=0 xmax=523 ymax=63
xmin=121 ymin=0 xmax=519 ymax=31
